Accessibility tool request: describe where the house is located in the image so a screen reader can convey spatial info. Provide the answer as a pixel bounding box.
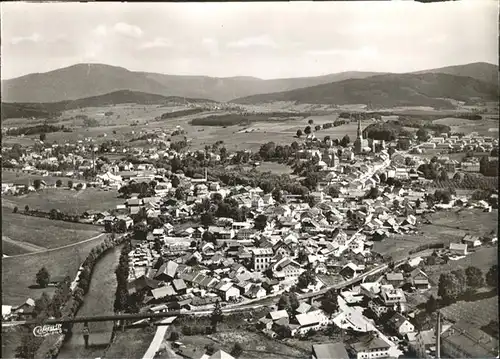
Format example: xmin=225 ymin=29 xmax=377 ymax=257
xmin=2 ymin=305 xmax=13 ymax=320
xmin=215 ymin=282 xmax=240 ymax=301
xmin=461 ymin=235 xmax=482 ymax=248
xmin=268 ymin=309 xmax=289 ymax=322
xmin=246 ymin=284 xmax=266 ymax=299
xmin=312 ymin=342 xmax=349 ymax=359
xmin=380 ymin=285 xmax=406 ymax=307
xmin=154 ymin=261 xmax=178 ymax=281
xmin=349 ymin=333 xmax=391 ymax=359
xmin=151 ymin=285 xmax=177 ymax=300
xmin=339 ymin=263 xmax=365 ymax=279
xmin=385 ymin=272 xmax=404 ymax=288
xmin=449 ymin=243 xmax=468 ymax=256
xmin=14 ymin=298 xmax=36 ymax=319
xmin=408 ymin=269 xmax=430 ymax=291
xmin=273 ymin=258 xmax=303 ymax=282
xmin=172 ymin=279 xmax=187 ymax=294
xmin=237 ymin=228 xmax=256 ymax=240
xmin=387 ymin=312 xmax=415 ymax=337
xmin=295 ymin=309 xmax=329 ymax=335
xmin=251 ymin=248 xmax=274 ymax=272
xmin=413 ymin=329 xmax=437 ymax=359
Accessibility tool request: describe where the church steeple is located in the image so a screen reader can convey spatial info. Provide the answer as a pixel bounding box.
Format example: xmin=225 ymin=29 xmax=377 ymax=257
xmin=357 ymin=118 xmax=362 ymax=139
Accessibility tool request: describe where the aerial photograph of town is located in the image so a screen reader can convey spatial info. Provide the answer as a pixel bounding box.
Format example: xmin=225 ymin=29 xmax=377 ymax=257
xmin=0 ymin=1 xmax=498 ymax=359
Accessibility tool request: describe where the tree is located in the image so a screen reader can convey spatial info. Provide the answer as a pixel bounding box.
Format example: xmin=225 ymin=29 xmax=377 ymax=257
xmin=36 ymin=267 xmax=50 ymax=288
xmin=298 ymin=270 xmax=316 ymax=289
xmin=68 ymin=180 xmax=73 ymax=189
xmin=315 ymin=125 xmax=321 ymax=131
xmin=39 ymin=133 xmax=46 ymax=142
xmin=231 ymin=342 xmax=244 ymax=357
xmin=175 ymin=187 xmax=186 ymax=201
xmin=76 ymin=183 xmax=84 ymax=191
xmin=201 ymin=212 xmax=215 ymax=227
xmin=296 ymin=129 xmax=303 ymax=138
xmin=486 ymin=265 xmax=498 ymax=288
xmin=171 ymin=176 xmax=180 ymax=188
xmin=438 ymin=170 xmax=449 ymax=182
xmin=254 ymin=214 xmax=268 ymax=231
xmin=321 ymin=289 xmax=339 ymax=316
xmin=340 ymin=134 xmax=350 ymax=147
xmin=438 ymin=272 xmax=462 ymax=303
xmin=365 ymin=186 xmax=380 ymax=199
xmin=465 ymin=266 xmax=484 ymax=289
xmin=416 ymin=127 xmax=429 ymax=142
xmin=56 ymin=179 xmax=62 ymax=187
xmin=24 ymin=205 xmax=30 ymax=213
xmin=328 ymin=186 xmax=340 ymax=198
xmin=210 ymin=300 xmax=223 ymax=333
xmin=13 ymin=206 xmax=18 ymax=214
xmin=308 ymin=119 xmax=314 ymax=125
xmin=133 ymin=222 xmax=148 ymax=241
xmin=202 ymin=231 xmax=216 ymax=244
xmin=275 ymin=324 xmax=291 ymax=339
xmin=324 ymin=135 xmax=331 ymax=143
xmin=169 ymin=331 xmax=180 ymax=341
xmin=304 ymin=126 xmax=312 ymax=135
xmin=33 ymin=179 xmax=42 ymax=190
xmin=425 ymin=295 xmax=438 ymax=314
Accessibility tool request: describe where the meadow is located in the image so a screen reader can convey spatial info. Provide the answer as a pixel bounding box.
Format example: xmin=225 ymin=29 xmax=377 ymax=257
xmin=440 ymin=295 xmax=498 ymax=327
xmin=1 ymin=233 xmax=109 ymax=305
xmin=2 ymin=187 xmax=123 ymax=214
xmin=373 ymin=209 xmax=498 ymax=261
xmin=1 ymin=209 xmax=102 ymax=255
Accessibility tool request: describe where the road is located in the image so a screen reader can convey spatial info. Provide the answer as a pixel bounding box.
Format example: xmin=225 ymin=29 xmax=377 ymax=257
xmin=142 ymin=317 xmax=177 ymax=359
xmin=1 ymin=233 xmax=107 ymax=258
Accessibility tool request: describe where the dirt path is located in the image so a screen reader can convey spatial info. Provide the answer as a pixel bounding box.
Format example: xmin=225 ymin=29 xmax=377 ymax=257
xmin=3 ymin=233 xmax=106 ymax=258
xmin=2 ymin=235 xmax=46 ymax=253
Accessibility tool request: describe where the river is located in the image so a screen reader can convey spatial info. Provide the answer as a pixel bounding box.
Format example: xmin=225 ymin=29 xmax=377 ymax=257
xmin=58 ymin=244 xmax=122 ymax=359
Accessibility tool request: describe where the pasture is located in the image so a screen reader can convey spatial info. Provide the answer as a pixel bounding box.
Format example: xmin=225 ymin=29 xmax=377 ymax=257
xmin=103 ymin=328 xmax=155 ymax=359
xmin=425 ymin=245 xmax=498 ymax=286
xmin=1 ymin=210 xmax=102 ymax=254
xmin=1 ymin=169 xmax=64 ymax=186
xmin=1 ymin=233 xmax=109 ymax=305
xmin=433 ymin=117 xmax=499 ymax=137
xmin=440 ymin=296 xmax=498 ymax=327
xmin=2 ymin=187 xmax=123 ymax=214
xmin=373 ymin=209 xmax=498 ymax=260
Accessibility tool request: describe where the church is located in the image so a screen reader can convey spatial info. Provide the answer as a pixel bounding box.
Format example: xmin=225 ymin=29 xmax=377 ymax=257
xmin=354 ymin=118 xmax=369 ymax=154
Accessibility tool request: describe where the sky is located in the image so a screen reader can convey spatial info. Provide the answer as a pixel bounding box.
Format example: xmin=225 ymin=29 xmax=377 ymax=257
xmin=1 ymin=1 xmax=498 ymax=80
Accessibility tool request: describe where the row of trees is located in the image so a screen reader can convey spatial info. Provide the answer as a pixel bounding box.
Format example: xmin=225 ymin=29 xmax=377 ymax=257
xmin=438 ymin=265 xmax=497 ymax=304
xmin=6 ymin=124 xmax=67 ymax=137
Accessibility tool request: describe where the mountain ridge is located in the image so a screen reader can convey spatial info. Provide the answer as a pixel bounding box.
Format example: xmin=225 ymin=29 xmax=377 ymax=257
xmin=2 ymin=62 xmax=497 ymax=104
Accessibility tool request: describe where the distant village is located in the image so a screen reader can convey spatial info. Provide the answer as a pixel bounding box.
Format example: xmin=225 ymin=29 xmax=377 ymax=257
xmin=2 ymin=119 xmax=498 ymax=359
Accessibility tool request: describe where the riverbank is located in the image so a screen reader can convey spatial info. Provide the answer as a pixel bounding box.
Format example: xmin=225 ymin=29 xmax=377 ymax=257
xmin=57 ymin=244 xmax=123 ymax=359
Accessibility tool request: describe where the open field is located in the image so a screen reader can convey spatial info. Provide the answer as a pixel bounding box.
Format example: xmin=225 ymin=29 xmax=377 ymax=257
xmin=2 ymin=233 xmax=109 ymax=305
xmin=103 ymin=328 xmax=154 ymax=359
xmin=440 ymin=296 xmax=499 ymax=327
xmin=425 ymin=245 xmax=498 ymax=286
xmin=373 ymin=209 xmax=498 ymax=260
xmin=1 ymin=169 xmax=65 ymax=186
xmin=169 ymin=331 xmax=308 ymax=359
xmin=433 ymin=116 xmax=499 ymax=137
xmin=1 ymin=210 xmax=102 ymax=254
xmin=2 ymin=187 xmax=123 ymax=214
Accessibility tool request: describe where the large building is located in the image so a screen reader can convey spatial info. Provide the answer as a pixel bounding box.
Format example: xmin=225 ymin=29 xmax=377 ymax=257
xmin=251 ymin=248 xmax=274 ymax=272
xmin=354 ymin=119 xmax=369 ymax=154
xmin=440 ymin=322 xmax=498 ymax=358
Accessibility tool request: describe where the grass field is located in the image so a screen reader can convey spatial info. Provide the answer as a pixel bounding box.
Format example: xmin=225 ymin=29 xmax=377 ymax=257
xmin=440 ymin=296 xmax=499 ymax=327
xmin=2 ymin=233 xmax=109 ymax=305
xmin=433 ymin=117 xmax=499 ymax=137
xmin=425 ymin=245 xmax=498 ymax=286
xmin=1 ymin=210 xmax=102 ymax=254
xmin=1 ymin=169 xmax=65 ymax=186
xmin=168 ymin=331 xmax=308 ymax=359
xmin=103 ymin=328 xmax=154 ymax=359
xmin=2 ymin=187 xmax=123 ymax=214
xmin=373 ymin=209 xmax=498 ymax=260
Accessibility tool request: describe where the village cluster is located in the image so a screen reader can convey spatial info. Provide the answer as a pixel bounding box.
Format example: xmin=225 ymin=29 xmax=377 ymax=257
xmin=1 ymin=119 xmax=498 ymax=359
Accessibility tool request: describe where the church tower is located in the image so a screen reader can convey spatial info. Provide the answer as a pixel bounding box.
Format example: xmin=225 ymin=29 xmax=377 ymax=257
xmin=354 ymin=118 xmax=363 ymax=154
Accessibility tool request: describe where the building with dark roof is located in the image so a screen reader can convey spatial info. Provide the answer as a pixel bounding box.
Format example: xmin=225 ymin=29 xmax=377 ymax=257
xmin=440 ymin=322 xmax=498 ymax=358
